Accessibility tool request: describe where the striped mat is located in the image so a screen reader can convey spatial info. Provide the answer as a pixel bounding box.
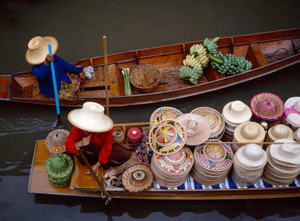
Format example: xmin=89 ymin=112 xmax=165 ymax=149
xmin=153 ymin=176 xmax=300 ymax=190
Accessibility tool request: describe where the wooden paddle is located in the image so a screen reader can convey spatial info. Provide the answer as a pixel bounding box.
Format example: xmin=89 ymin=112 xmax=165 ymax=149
xmin=75 ymin=146 xmax=113 ymax=207
xmin=48 ymin=44 xmax=63 ymax=128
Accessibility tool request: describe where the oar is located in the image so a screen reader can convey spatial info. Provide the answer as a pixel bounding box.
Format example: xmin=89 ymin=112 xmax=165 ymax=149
xmin=103 ymin=35 xmax=110 ymax=117
xmin=75 ymin=146 xmax=113 ymax=207
xmin=47 ymin=44 xmax=63 ymax=128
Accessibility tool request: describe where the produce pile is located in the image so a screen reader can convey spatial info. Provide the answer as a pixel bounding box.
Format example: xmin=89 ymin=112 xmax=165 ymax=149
xmin=179 ymin=37 xmax=252 ymax=84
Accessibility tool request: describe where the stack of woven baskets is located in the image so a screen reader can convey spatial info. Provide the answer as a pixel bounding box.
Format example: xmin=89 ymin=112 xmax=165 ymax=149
xmin=191 ymin=140 xmax=233 ymax=186
xmin=149 ymin=118 xmax=194 ymax=187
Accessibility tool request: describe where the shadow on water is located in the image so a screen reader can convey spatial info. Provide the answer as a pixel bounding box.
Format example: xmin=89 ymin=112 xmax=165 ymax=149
xmin=33 ymin=195 xmax=300 ymax=220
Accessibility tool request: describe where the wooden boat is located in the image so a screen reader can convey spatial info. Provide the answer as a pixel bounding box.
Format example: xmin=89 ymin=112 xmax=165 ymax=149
xmin=28 ymin=122 xmax=300 ymax=201
xmin=1 ymin=28 xmax=300 ymax=107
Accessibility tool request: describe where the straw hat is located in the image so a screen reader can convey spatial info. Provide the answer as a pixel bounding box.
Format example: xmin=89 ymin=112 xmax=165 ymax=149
xmin=250 ymin=92 xmax=284 ymax=122
xmin=191 ymin=107 xmax=225 ymax=139
xmin=269 ymin=138 xmax=300 ymax=165
xmin=284 ymin=97 xmax=300 ymax=128
xmin=176 ymin=113 xmax=211 ymax=146
xmin=234 ymin=121 xmax=266 ymax=142
xmin=68 ymin=102 xmax=113 ymax=133
xmin=25 ymin=36 xmax=58 ymax=65
xmin=236 ymin=144 xmax=267 ymax=168
xmin=222 ymin=100 xmax=252 ymax=124
xmin=267 ymin=124 xmax=294 ymax=141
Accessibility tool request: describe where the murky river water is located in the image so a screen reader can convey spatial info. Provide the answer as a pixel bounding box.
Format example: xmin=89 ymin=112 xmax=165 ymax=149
xmin=1 ymin=0 xmax=300 ymax=220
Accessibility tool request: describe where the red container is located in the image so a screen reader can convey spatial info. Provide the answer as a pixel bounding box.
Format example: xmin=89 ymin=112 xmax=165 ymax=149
xmin=127 ymin=128 xmax=142 ymax=146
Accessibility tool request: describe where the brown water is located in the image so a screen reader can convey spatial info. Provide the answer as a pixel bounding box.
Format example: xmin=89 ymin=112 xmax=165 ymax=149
xmin=1 ymin=0 xmax=300 ymax=220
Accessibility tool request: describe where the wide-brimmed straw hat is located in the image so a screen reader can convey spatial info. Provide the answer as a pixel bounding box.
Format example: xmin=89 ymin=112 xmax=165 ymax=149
xmin=176 ymin=113 xmax=211 ymax=146
xmin=234 ymin=121 xmax=266 ymax=142
xmin=222 ymin=100 xmax=252 ymax=124
xmin=284 ymin=97 xmax=300 ymax=128
xmin=269 ymin=138 xmax=300 ymax=165
xmin=267 ymin=124 xmax=294 ymax=141
xmin=236 ymin=144 xmax=267 ymax=168
xmin=25 ymin=36 xmax=58 ymax=65
xmin=68 ymin=102 xmax=113 ymax=133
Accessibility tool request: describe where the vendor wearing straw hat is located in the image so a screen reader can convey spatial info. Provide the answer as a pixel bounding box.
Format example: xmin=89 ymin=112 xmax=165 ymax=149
xmin=65 ymin=102 xmax=131 ymax=175
xmin=25 ymin=36 xmax=86 ymax=100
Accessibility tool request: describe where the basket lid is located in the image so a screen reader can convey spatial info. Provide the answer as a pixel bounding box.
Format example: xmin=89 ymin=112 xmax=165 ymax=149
xmin=149 ymin=119 xmax=187 ymax=155
xmin=121 ymin=164 xmax=153 ymax=192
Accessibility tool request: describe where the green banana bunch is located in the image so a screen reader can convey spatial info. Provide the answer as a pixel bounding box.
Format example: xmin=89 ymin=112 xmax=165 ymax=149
xmin=179 ymin=66 xmax=203 ymax=84
xmin=203 ymin=37 xmax=220 ymax=54
xmin=211 ymin=52 xmax=252 ymax=75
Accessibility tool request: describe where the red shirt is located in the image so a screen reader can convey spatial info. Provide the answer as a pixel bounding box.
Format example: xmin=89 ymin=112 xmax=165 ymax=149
xmin=65 ymin=126 xmax=113 ymax=165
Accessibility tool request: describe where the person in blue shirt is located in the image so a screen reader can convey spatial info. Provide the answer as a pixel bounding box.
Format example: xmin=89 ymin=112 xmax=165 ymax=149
xmin=25 ymin=36 xmax=85 ymax=99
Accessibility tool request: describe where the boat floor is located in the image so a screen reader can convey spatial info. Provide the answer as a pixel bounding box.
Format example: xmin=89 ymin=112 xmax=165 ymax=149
xmin=28 ymin=140 xmax=300 ymax=200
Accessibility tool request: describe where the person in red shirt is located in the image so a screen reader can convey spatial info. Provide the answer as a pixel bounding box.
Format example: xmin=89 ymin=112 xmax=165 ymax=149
xmin=65 ymin=102 xmax=131 ymax=175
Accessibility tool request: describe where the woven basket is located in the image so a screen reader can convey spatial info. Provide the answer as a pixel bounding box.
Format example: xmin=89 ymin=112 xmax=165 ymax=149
xmin=250 ymin=92 xmax=284 ymax=122
xmin=130 ymin=64 xmax=161 ymax=93
xmin=45 ymin=129 xmax=70 ymax=154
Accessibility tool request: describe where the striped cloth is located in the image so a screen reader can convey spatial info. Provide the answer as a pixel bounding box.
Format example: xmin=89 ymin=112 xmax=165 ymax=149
xmin=153 ymin=176 xmax=300 ymax=190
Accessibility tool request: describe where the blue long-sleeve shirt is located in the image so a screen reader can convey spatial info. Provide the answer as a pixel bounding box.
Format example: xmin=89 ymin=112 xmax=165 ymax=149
xmin=32 ymin=55 xmax=83 ymax=98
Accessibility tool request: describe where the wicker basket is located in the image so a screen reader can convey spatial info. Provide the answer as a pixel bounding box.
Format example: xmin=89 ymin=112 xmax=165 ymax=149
xmin=45 ymin=129 xmax=70 ymax=154
xmin=130 ymin=64 xmax=161 ymax=93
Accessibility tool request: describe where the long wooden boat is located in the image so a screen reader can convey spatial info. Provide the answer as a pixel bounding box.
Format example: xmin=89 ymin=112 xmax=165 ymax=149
xmin=1 ymin=28 xmax=300 ymax=107
xmin=28 ymin=122 xmax=300 ymax=201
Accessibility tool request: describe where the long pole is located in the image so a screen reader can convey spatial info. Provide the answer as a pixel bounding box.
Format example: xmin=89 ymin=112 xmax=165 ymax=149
xmin=48 ymin=44 xmax=63 ymax=128
xmin=103 ymin=35 xmax=110 ymax=117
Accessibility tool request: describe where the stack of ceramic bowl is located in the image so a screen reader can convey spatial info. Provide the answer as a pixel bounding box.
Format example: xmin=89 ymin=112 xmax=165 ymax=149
xmin=150 ymin=147 xmax=194 ymax=187
xmin=222 ymin=100 xmax=252 ymax=141
xmin=265 ymin=124 xmax=294 ymax=143
xmin=262 ymin=138 xmax=300 ymax=185
xmin=250 ymin=92 xmax=284 ymax=128
xmin=149 ymin=106 xmax=183 ymax=129
xmin=176 ymin=113 xmax=211 ymax=146
xmin=232 ymin=121 xmax=266 ymax=153
xmin=191 ymin=140 xmax=233 ymax=186
xmin=232 ymin=144 xmax=267 ymax=186
xmin=282 ymin=97 xmax=300 ymax=131
xmin=191 ymin=107 xmax=225 ymax=140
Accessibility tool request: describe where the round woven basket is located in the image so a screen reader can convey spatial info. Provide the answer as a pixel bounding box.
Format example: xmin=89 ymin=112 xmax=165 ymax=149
xmin=130 ymin=64 xmax=161 ymax=93
xmin=45 ymin=129 xmax=70 ymax=154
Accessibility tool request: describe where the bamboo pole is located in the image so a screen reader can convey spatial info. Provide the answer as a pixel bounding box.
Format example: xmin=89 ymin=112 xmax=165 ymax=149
xmin=103 ymin=35 xmax=110 ymax=117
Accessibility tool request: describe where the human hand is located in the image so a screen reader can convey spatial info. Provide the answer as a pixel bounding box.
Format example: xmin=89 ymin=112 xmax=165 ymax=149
xmin=44 ymin=54 xmax=54 ymax=65
xmin=86 ymin=161 xmax=101 ymax=175
xmin=75 ymin=135 xmax=91 ymax=149
xmin=81 ymin=135 xmax=91 ymax=146
xmin=79 ymin=72 xmax=85 ymax=83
